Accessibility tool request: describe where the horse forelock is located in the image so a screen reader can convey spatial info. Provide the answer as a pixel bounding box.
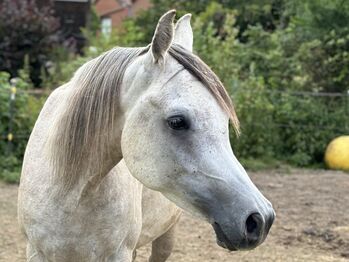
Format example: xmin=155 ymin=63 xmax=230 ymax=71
xmin=48 ymin=44 xmax=239 ymax=190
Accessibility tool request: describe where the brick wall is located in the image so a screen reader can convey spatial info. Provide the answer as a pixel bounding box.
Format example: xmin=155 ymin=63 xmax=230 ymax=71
xmin=95 ymin=0 xmax=150 ymax=28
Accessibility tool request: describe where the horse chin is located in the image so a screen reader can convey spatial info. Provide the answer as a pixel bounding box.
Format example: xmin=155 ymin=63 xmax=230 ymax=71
xmin=212 ymin=222 xmax=238 ymax=251
xmin=216 ymin=239 xmax=238 ymax=251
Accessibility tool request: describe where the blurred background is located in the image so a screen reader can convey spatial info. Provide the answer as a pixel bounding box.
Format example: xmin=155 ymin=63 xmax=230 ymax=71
xmin=1 ymin=0 xmax=349 ymax=182
xmin=0 ymin=1 xmax=349 ymax=261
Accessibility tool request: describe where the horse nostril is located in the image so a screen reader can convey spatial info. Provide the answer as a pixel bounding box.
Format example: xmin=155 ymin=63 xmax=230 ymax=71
xmin=246 ymin=214 xmax=258 ymax=234
xmin=245 ymin=213 xmax=264 ymax=244
xmin=246 ymin=215 xmax=257 ymax=234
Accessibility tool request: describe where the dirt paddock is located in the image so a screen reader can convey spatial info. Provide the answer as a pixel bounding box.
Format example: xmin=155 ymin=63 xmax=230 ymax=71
xmin=1 ymin=169 xmax=348 ymax=261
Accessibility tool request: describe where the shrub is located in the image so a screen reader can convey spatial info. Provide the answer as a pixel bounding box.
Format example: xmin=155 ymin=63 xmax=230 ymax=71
xmin=2 ymin=1 xmax=347 ymax=184
xmin=44 ymin=19 xmax=147 ymax=89
xmin=0 ymin=156 xmax=21 ymax=183
xmin=191 ymin=3 xmax=349 ymax=166
xmin=0 ymin=69 xmax=46 ymax=182
xmin=0 ymin=0 xmax=60 ymax=86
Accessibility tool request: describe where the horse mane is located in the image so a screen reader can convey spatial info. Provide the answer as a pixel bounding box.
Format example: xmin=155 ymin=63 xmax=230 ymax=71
xmin=47 ymin=47 xmax=147 ymax=190
xmin=47 ymin=45 xmax=239 ymax=190
xmin=169 ymin=44 xmax=240 ymax=134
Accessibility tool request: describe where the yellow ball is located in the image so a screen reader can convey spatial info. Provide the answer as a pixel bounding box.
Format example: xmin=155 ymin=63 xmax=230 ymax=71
xmin=325 ymin=136 xmax=349 ymax=171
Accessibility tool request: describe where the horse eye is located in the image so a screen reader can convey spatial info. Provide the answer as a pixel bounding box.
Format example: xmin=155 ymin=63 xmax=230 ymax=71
xmin=167 ymin=115 xmax=189 ymax=130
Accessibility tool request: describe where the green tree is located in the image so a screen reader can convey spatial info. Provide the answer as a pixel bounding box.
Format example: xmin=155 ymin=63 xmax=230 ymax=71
xmin=134 ymin=0 xmax=288 ymax=43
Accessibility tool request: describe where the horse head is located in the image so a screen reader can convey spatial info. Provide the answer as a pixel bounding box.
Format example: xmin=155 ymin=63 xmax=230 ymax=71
xmin=120 ymin=10 xmax=275 ymax=251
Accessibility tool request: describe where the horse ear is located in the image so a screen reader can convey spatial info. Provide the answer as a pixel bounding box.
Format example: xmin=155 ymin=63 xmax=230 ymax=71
xmin=173 ymin=14 xmax=193 ymax=52
xmin=151 ymin=10 xmax=176 ymax=64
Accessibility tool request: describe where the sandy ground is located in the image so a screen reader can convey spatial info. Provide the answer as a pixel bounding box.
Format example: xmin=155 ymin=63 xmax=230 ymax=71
xmin=1 ymin=169 xmax=349 ymax=261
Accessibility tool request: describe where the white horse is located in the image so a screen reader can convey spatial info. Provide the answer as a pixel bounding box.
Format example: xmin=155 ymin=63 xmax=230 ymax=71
xmin=18 ymin=11 xmax=275 ymax=262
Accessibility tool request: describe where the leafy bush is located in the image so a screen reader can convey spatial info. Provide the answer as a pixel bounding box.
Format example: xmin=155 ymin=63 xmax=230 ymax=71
xmin=0 ymin=156 xmax=21 ymax=183
xmin=45 ymin=1 xmax=348 ymax=168
xmin=0 ymin=0 xmax=60 ymax=86
xmin=0 ymin=69 xmax=45 ymax=183
xmin=134 ymin=0 xmax=288 ymax=43
xmin=190 ymin=3 xmax=349 ymax=166
xmin=43 ymin=19 xmax=147 ymax=89
xmin=2 ymin=0 xmax=348 ymax=184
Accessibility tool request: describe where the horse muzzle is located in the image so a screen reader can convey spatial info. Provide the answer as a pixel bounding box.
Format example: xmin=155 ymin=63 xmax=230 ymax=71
xmin=211 ymin=207 xmax=275 ymax=251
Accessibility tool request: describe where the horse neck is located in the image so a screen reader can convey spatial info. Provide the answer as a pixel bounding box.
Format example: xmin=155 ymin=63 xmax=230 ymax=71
xmin=74 ymin=123 xmax=124 ymax=195
xmin=48 ymin=88 xmax=125 ymax=197
xmin=52 ymin=48 xmax=158 ymax=196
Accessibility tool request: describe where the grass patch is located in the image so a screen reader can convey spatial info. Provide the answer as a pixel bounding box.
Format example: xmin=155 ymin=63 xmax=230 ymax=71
xmin=0 ymin=156 xmax=21 ymax=184
xmin=240 ymin=157 xmax=290 ymax=172
xmin=0 ymin=170 xmax=20 ymax=184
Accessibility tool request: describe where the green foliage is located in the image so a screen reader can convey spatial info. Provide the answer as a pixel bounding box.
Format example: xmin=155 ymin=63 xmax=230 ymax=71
xmin=88 ymin=6 xmax=102 ymax=34
xmin=45 ymin=19 xmax=146 ymax=88
xmin=188 ymin=2 xmax=349 ymax=166
xmin=240 ymin=157 xmax=287 ymax=172
xmin=135 ymin=0 xmax=287 ymax=43
xmin=289 ymin=0 xmax=349 ymax=37
xmin=232 ymin=76 xmax=280 ymax=158
xmin=0 ymin=70 xmax=45 ymax=183
xmin=2 ymin=0 xmax=349 ymax=185
xmin=0 ymin=156 xmax=21 ymax=183
xmin=44 ymin=0 xmax=348 ymax=169
xmin=192 ymin=3 xmax=240 ymax=89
